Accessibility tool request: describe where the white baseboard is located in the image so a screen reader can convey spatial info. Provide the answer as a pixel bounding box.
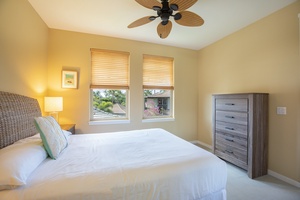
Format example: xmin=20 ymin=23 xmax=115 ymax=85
xmin=190 ymin=140 xmax=300 ymax=188
xmin=268 ymin=170 xmax=300 ymax=188
xmin=190 ymin=140 xmax=212 ymax=150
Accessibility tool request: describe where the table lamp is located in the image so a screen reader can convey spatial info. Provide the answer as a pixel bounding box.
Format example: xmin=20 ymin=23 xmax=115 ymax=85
xmin=44 ymin=97 xmax=63 ymax=122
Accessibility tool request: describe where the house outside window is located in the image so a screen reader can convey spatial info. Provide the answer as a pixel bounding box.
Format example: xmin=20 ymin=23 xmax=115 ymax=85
xmin=144 ymin=90 xmax=172 ymax=117
xmin=90 ymin=49 xmax=130 ymax=122
xmin=143 ymin=55 xmax=174 ymax=119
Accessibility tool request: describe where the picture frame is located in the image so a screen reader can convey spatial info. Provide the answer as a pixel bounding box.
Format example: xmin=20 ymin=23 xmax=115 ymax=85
xmin=62 ymin=70 xmax=78 ymax=89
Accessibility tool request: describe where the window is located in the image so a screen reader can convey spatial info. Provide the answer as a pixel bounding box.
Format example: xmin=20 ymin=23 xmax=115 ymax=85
xmin=90 ymin=49 xmax=129 ymax=121
xmin=143 ymin=55 xmax=174 ymax=119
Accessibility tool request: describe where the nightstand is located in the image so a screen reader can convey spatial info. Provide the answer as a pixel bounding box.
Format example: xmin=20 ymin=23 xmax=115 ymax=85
xmin=60 ymin=124 xmax=76 ymax=134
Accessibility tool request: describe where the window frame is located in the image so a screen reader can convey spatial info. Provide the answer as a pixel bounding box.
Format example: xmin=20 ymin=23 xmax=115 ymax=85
xmin=89 ymin=49 xmax=130 ymax=123
xmin=142 ymin=54 xmax=174 ymax=120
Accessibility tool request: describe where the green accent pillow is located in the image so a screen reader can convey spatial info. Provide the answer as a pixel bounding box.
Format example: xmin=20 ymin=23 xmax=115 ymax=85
xmin=34 ymin=116 xmax=68 ymax=159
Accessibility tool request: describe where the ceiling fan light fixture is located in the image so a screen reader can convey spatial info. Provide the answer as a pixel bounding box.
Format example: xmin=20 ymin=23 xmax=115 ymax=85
xmin=174 ymin=13 xmax=182 ymax=20
xmin=153 ymin=6 xmax=161 ymax=11
xmin=149 ymin=16 xmax=156 ymax=20
xmin=170 ymin=4 xmax=178 ymax=11
xmin=161 ymin=20 xmax=169 ymax=26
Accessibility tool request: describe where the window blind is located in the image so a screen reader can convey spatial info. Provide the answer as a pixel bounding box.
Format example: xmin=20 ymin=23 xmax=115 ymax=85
xmin=143 ymin=54 xmax=174 ymax=90
xmin=90 ymin=48 xmax=130 ymax=89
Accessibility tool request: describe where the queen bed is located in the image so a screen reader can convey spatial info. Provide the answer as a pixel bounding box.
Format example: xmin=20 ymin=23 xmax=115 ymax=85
xmin=0 ymin=91 xmax=227 ymax=200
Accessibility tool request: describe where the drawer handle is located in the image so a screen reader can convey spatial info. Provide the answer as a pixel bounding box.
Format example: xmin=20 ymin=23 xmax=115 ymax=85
xmin=225 ymin=103 xmax=235 ymax=106
xmin=225 ymin=116 xmax=235 ymax=119
xmin=225 ymin=150 xmax=233 ymax=154
xmin=225 ymin=127 xmax=234 ymax=130
xmin=225 ymin=138 xmax=234 ymax=142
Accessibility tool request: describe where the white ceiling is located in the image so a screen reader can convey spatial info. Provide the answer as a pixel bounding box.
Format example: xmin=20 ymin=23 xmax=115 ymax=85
xmin=28 ymin=0 xmax=297 ymax=50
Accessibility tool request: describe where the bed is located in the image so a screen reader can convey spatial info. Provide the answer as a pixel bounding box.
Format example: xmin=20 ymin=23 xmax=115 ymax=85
xmin=0 ymin=91 xmax=227 ymax=200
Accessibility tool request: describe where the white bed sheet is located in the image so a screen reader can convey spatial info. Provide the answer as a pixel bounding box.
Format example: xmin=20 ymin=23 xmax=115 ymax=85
xmin=0 ymin=128 xmax=227 ymax=200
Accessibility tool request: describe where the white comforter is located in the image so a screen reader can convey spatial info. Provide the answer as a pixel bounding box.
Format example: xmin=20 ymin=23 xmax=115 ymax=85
xmin=0 ymin=128 xmax=227 ymax=200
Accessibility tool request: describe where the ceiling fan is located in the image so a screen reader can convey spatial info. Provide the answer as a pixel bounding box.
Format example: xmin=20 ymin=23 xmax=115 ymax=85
xmin=128 ymin=0 xmax=204 ymax=39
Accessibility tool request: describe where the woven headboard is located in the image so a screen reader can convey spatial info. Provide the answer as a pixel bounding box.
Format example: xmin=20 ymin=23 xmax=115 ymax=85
xmin=0 ymin=91 xmax=42 ymax=149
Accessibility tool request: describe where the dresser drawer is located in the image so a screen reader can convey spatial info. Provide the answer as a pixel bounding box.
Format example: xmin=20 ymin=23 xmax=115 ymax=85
xmin=216 ymin=98 xmax=248 ymax=112
xmin=215 ymin=142 xmax=248 ymax=169
xmin=216 ymin=131 xmax=247 ymax=150
xmin=216 ymin=121 xmax=248 ymax=137
xmin=216 ymin=110 xmax=248 ymax=125
xmin=215 ymin=148 xmax=248 ymax=170
xmin=215 ymin=142 xmax=247 ymax=162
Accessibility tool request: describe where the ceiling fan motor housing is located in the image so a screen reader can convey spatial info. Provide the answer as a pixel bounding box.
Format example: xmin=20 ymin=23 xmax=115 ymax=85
xmin=154 ymin=0 xmax=181 ymax=24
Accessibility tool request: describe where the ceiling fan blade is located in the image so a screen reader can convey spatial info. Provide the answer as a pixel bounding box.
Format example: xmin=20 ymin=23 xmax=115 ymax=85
xmin=135 ymin=0 xmax=161 ymax=10
xmin=175 ymin=11 xmax=204 ymax=26
xmin=169 ymin=0 xmax=197 ymax=11
xmin=128 ymin=16 xmax=154 ymax=28
xmin=157 ymin=21 xmax=172 ymax=39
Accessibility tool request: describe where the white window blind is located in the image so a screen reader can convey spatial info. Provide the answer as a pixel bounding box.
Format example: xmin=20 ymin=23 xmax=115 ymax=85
xmin=90 ymin=48 xmax=130 ymax=89
xmin=143 ymin=54 xmax=174 ymax=90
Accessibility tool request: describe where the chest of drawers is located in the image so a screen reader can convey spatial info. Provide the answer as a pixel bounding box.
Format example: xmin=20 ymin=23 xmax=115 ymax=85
xmin=212 ymin=93 xmax=268 ymax=178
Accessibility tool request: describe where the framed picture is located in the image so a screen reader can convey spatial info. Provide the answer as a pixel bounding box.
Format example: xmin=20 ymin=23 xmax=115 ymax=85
xmin=62 ymin=70 xmax=78 ymax=89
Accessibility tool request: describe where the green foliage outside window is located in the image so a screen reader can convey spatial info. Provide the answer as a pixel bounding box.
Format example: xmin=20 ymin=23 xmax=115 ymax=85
xmin=93 ymin=89 xmax=126 ymax=113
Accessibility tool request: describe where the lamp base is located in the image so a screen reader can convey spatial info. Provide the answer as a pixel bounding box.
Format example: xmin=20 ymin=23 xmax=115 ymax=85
xmin=48 ymin=112 xmax=59 ymax=122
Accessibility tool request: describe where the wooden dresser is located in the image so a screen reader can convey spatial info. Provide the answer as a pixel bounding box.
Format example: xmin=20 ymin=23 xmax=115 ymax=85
xmin=212 ymin=93 xmax=268 ymax=178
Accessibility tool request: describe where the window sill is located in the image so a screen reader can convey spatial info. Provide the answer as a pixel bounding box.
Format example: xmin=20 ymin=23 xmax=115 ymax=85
xmin=89 ymin=120 xmax=130 ymax=125
xmin=142 ymin=118 xmax=175 ymax=123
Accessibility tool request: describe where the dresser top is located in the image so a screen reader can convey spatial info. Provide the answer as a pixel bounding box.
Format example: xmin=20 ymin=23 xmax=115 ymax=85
xmin=213 ymin=93 xmax=269 ymax=96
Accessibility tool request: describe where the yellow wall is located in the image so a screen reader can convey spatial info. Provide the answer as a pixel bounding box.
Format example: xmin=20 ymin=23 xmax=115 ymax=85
xmin=0 ymin=0 xmax=48 ymax=104
xmin=47 ymin=29 xmax=199 ymax=140
xmin=198 ymin=1 xmax=300 ymax=182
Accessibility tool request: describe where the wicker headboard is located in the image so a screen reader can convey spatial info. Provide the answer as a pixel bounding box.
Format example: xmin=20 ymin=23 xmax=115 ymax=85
xmin=0 ymin=91 xmax=42 ymax=149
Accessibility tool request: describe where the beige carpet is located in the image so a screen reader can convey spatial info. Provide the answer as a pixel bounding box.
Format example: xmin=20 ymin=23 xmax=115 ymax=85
xmin=226 ymin=162 xmax=300 ymax=200
xmin=194 ymin=143 xmax=300 ymax=200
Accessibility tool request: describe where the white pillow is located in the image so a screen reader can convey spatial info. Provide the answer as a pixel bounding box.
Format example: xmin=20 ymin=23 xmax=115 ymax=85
xmin=34 ymin=116 xmax=68 ymax=159
xmin=0 ymin=135 xmax=47 ymax=190
xmin=62 ymin=130 xmax=72 ymax=142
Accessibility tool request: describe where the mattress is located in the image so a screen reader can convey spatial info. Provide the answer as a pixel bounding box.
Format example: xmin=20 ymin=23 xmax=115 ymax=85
xmin=0 ymin=128 xmax=227 ymax=200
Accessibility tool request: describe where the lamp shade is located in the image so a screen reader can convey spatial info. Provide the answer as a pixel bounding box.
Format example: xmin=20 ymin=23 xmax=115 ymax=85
xmin=44 ymin=97 xmax=63 ymax=112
